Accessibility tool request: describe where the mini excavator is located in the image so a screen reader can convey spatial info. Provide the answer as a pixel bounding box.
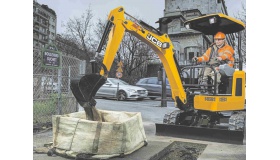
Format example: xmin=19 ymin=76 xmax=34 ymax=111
xmin=70 ymin=6 xmax=246 ymax=144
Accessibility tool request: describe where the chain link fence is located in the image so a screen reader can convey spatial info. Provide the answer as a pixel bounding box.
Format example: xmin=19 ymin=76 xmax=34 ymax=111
xmin=33 ymin=47 xmax=86 ymax=132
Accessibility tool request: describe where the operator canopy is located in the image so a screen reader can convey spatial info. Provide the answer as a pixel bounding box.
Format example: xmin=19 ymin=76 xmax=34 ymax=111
xmin=184 ymin=13 xmax=245 ymax=35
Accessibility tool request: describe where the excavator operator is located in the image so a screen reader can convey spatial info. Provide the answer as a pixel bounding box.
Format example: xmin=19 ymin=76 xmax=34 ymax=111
xmin=192 ymin=31 xmax=234 ymax=92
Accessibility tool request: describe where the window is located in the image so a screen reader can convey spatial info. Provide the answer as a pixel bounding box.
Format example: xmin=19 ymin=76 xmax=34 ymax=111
xmin=139 ymin=79 xmax=148 ymax=84
xmin=189 ymin=52 xmax=194 ymax=60
xmin=147 ymin=78 xmax=158 ymax=84
xmin=158 ymin=79 xmax=170 ymax=85
xmin=180 ymin=20 xmax=184 ymax=27
xmin=109 ymin=78 xmax=129 ymax=85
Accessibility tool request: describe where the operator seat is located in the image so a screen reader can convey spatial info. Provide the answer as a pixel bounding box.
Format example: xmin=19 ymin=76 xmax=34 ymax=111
xmin=218 ymin=64 xmax=235 ymax=94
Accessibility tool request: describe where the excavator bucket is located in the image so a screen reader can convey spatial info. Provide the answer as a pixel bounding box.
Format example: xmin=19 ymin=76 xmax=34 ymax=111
xmin=155 ymin=123 xmax=245 ymax=144
xmin=70 ymin=73 xmax=106 ymax=105
xmin=69 ymin=56 xmax=108 ymax=121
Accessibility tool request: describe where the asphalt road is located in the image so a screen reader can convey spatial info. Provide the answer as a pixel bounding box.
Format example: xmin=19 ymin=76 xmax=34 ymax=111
xmin=33 ymin=98 xmax=246 ymax=160
xmin=83 ymin=98 xmax=177 ymax=123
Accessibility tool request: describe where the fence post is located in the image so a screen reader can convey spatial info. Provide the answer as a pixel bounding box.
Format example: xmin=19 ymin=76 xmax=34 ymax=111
xmin=161 ymin=68 xmax=167 ymax=107
xmin=57 ymin=68 xmax=62 ymax=115
xmin=80 ymin=60 xmax=86 ymax=75
xmin=68 ymin=66 xmax=71 ymax=93
xmin=76 ymin=60 xmax=86 ymax=111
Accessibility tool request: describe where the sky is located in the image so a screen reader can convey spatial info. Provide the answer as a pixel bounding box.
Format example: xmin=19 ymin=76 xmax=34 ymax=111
xmin=36 ymin=0 xmax=246 ymax=34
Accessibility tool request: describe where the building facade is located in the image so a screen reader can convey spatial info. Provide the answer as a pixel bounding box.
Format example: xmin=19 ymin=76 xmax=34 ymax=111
xmin=33 ymin=0 xmax=57 ymax=49
xmin=159 ymin=0 xmax=229 ymax=66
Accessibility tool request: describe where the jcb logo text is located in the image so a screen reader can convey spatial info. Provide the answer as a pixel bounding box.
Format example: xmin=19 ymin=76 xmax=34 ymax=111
xmin=146 ymin=33 xmax=162 ymax=48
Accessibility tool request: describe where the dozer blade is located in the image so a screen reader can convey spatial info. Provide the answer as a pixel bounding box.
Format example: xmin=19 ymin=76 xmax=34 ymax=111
xmin=70 ymin=73 xmax=106 ymax=104
xmin=155 ymin=123 xmax=244 ymax=144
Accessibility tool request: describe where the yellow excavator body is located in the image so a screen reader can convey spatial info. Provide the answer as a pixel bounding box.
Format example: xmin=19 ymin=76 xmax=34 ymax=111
xmin=194 ymin=71 xmax=245 ymax=111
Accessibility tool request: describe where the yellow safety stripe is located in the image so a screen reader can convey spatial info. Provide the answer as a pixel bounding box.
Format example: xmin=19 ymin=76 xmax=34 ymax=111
xmin=223 ymin=54 xmax=229 ymax=59
xmin=201 ymin=57 xmax=205 ymax=61
xmin=204 ymin=54 xmax=209 ymax=59
xmin=224 ymin=50 xmax=233 ymax=55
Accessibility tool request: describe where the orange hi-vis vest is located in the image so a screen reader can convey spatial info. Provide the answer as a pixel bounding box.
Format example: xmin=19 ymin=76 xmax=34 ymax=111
xmin=197 ymin=44 xmax=235 ymax=67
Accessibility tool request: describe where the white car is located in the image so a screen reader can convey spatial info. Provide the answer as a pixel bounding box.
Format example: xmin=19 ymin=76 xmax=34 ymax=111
xmin=95 ymin=78 xmax=148 ymax=101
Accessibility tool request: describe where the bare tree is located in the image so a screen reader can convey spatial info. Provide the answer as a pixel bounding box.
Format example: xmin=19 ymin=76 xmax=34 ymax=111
xmin=93 ymin=17 xmax=155 ymax=84
xmin=120 ymin=32 xmax=156 ymax=83
xmin=56 ymin=34 xmax=88 ymax=60
xmin=62 ymin=5 xmax=96 ymax=62
xmin=93 ymin=18 xmax=108 ymax=50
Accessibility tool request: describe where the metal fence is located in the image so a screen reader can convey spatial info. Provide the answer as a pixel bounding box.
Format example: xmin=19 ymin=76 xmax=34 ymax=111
xmin=33 ymin=48 xmax=86 ymax=132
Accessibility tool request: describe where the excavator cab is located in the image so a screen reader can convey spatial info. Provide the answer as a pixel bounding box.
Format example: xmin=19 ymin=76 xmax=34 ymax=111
xmin=182 ymin=13 xmax=245 ymax=95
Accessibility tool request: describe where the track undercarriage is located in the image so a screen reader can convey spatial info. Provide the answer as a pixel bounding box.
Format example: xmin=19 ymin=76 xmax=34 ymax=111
xmin=156 ymin=106 xmax=246 ymax=144
xmin=163 ymin=110 xmax=245 ymax=131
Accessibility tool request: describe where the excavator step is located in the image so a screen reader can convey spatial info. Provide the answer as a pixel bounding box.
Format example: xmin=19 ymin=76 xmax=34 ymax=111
xmin=155 ymin=123 xmax=244 ymax=145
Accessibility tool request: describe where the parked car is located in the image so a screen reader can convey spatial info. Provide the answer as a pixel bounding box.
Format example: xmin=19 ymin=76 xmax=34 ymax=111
xmin=135 ymin=77 xmax=172 ymax=100
xmin=95 ymin=78 xmax=148 ymax=101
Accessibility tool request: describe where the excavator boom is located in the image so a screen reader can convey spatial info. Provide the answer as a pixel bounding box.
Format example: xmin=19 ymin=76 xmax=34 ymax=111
xmin=96 ymin=6 xmax=187 ymax=109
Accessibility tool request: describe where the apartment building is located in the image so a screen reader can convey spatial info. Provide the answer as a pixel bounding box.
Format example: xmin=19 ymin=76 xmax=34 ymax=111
xmin=33 ymin=0 xmax=57 ymax=49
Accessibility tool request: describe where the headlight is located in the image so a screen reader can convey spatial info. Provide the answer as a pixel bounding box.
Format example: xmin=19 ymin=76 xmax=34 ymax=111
xmin=162 ymin=42 xmax=170 ymax=49
xmin=209 ymin=17 xmax=217 ymax=24
xmin=185 ymin=23 xmax=190 ymax=29
xmin=127 ymin=89 xmax=137 ymax=93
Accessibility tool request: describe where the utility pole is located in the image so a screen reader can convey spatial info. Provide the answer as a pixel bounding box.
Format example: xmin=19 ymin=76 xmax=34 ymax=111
xmin=158 ymin=17 xmax=172 ymax=107
xmin=161 ymin=68 xmax=167 ymax=107
xmin=158 ymin=66 xmax=167 ymax=107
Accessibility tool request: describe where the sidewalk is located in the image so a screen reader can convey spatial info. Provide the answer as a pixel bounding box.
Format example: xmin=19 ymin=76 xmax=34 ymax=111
xmin=33 ymin=123 xmax=245 ymax=160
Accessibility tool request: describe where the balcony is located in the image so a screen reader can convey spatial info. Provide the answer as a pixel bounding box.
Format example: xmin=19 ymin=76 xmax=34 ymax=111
xmin=38 ymin=38 xmax=48 ymax=44
xmin=33 ymin=19 xmax=49 ymax=28
xmin=33 ymin=10 xmax=49 ymax=20
xmin=43 ymin=38 xmax=49 ymax=42
xmin=33 ymin=28 xmax=48 ymax=36
xmin=33 ymin=26 xmax=40 ymax=31
xmin=33 ymin=34 xmax=39 ymax=40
